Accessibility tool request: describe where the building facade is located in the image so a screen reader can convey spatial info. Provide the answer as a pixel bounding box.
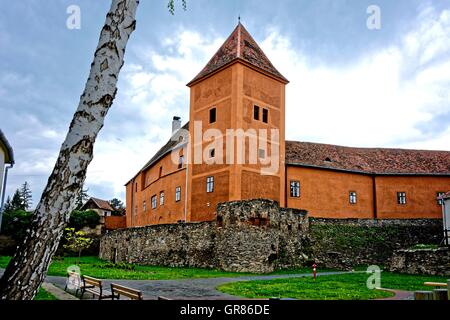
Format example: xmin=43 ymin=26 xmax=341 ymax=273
xmin=0 ymin=129 xmax=14 ymax=214
xmin=125 ymin=23 xmax=450 ymax=227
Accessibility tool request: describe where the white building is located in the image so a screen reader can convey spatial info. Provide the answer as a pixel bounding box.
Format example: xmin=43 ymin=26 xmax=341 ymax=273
xmin=440 ymin=192 xmax=450 ymax=246
xmin=0 ymin=129 xmax=14 ymax=229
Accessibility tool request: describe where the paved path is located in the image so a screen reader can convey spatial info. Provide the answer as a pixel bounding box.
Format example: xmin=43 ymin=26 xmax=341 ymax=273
xmin=47 ymin=271 xmax=349 ymax=300
xmin=1 ymin=269 xmax=415 ymax=300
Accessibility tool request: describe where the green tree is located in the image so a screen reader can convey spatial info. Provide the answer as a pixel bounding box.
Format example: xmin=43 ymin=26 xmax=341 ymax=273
xmin=74 ymin=188 xmax=89 ymax=210
xmin=109 ymin=198 xmax=125 ymax=215
xmin=2 ymin=196 xmax=12 ymax=213
xmin=20 ymin=182 xmax=33 ymax=210
xmin=10 ymin=190 xmax=25 ymax=211
xmin=0 ymin=0 xmax=187 ymax=300
xmin=69 ymin=210 xmax=100 ymax=230
xmin=63 ymin=228 xmax=94 ymax=265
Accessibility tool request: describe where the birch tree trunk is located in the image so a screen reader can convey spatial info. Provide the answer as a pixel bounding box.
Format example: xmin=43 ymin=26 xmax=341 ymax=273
xmin=0 ymin=0 xmax=139 ymax=300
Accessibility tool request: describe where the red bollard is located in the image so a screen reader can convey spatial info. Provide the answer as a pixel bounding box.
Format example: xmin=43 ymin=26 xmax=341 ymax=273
xmin=313 ymin=263 xmax=317 ymax=281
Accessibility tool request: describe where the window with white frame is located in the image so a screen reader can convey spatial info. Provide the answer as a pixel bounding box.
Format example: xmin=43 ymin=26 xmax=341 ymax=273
xmin=397 ymin=192 xmax=406 ymax=205
xmin=160 ymin=191 xmax=165 ymax=206
xmin=349 ymin=191 xmax=357 ymax=204
xmin=290 ymin=180 xmax=300 ymax=197
xmin=151 ymin=195 xmax=157 ymax=209
xmin=206 ymin=176 xmax=214 ymax=193
xmin=175 ymin=186 xmax=181 ymax=202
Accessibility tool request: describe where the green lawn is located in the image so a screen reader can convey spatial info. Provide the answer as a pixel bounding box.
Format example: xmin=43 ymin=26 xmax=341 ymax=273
xmin=217 ymin=272 xmax=449 ymax=300
xmin=0 ymin=256 xmax=338 ymax=280
xmin=35 ymin=287 xmax=57 ymax=300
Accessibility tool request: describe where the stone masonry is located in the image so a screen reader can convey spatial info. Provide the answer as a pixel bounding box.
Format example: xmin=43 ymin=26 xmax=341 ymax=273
xmin=100 ymin=199 xmax=309 ymax=273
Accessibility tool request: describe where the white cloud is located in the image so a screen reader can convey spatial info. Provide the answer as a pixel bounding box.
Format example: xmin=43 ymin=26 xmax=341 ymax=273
xmin=260 ymin=6 xmax=450 ymax=149
xmin=85 ymin=6 xmax=450 ymax=201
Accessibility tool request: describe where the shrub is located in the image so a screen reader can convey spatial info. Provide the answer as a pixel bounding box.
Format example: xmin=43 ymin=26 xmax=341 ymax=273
xmin=1 ymin=210 xmax=32 ymax=240
xmin=69 ymin=210 xmax=100 ymax=230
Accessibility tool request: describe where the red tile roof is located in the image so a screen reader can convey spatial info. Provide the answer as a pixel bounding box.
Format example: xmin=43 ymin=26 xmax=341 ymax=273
xmin=187 ymin=23 xmax=288 ymax=86
xmin=82 ymin=197 xmax=115 ymax=211
xmin=286 ymin=141 xmax=450 ymax=175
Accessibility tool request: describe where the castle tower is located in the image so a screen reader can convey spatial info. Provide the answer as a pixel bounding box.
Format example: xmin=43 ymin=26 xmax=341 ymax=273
xmin=186 ymin=23 xmax=289 ymax=222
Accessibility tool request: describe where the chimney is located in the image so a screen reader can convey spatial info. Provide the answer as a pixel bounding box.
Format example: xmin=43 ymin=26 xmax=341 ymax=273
xmin=172 ymin=116 xmax=181 ymax=133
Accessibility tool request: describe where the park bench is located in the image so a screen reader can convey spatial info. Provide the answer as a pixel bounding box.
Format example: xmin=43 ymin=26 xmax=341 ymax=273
xmin=80 ymin=275 xmax=112 ymax=300
xmin=423 ymin=282 xmax=447 ymax=288
xmin=110 ymin=283 xmax=143 ymax=300
xmin=415 ymin=282 xmax=448 ymax=301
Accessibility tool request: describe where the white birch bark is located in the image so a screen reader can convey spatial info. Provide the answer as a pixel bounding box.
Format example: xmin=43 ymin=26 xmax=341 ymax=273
xmin=0 ymin=0 xmax=139 ymax=300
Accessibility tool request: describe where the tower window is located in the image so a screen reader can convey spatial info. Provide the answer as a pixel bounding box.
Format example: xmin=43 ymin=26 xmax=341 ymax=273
xmin=209 ymin=107 xmax=216 ymax=124
xmin=397 ymin=192 xmax=406 ymax=205
xmin=254 ymin=105 xmax=260 ymax=120
xmin=175 ymin=186 xmax=181 ymax=202
xmin=349 ymin=191 xmax=357 ymax=204
xmin=258 ymin=149 xmax=266 ymax=159
xmin=290 ymin=180 xmax=300 ymax=197
xmin=209 ymin=148 xmax=215 ymax=158
xmin=160 ymin=191 xmax=165 ymax=206
xmin=437 ymin=192 xmax=445 ymax=205
xmin=262 ymin=108 xmax=268 ymax=123
xmin=143 ymin=201 xmax=147 ymax=212
xmin=178 ymin=155 xmax=184 ymax=169
xmin=159 ymin=166 xmax=163 ymax=178
xmin=206 ymin=176 xmax=214 ymax=193
xmin=151 ymin=195 xmax=157 ymax=209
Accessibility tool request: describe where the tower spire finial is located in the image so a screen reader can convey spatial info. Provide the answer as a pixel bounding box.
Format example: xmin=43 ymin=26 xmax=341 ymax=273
xmin=238 ymin=15 xmax=240 ymax=24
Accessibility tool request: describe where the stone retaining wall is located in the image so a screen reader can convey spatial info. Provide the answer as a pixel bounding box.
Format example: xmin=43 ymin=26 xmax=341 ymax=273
xmin=100 ymin=200 xmax=443 ymax=273
xmin=100 ymin=199 xmax=309 ymax=273
xmin=388 ymin=247 xmax=450 ymax=276
xmin=309 ymin=218 xmax=443 ymax=269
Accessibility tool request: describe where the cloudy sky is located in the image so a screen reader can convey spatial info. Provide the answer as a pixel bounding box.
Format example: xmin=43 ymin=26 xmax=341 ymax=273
xmin=0 ymin=0 xmax=449 ymax=206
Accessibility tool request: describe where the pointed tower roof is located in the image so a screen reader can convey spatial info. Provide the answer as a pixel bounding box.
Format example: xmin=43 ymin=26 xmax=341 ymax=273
xmin=187 ymin=23 xmax=288 ymax=86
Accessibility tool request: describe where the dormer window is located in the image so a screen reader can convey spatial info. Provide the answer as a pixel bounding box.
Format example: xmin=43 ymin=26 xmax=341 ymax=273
xmin=254 ymin=105 xmax=260 ymax=120
xmin=324 ymin=157 xmax=332 ymax=162
xmin=209 ymin=107 xmax=216 ymax=124
xmin=262 ymin=108 xmax=268 ymax=123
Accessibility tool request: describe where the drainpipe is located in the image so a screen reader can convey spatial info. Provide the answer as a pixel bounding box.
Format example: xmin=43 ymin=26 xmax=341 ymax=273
xmin=184 ymin=142 xmax=189 ymax=223
xmin=372 ymin=174 xmax=378 ymax=222
xmin=0 ymin=163 xmax=13 ymax=232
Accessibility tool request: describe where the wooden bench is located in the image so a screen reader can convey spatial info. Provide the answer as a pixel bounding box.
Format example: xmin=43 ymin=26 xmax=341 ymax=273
xmin=80 ymin=275 xmax=112 ymax=300
xmin=110 ymin=283 xmax=143 ymax=300
xmin=423 ymin=282 xmax=447 ymax=288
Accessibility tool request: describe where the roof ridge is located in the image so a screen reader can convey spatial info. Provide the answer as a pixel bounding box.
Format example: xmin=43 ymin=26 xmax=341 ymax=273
xmin=187 ymin=22 xmax=288 ymax=86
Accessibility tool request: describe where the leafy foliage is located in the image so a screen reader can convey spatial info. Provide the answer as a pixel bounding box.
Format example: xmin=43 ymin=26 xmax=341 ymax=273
xmin=20 ymin=182 xmax=33 ymax=210
xmin=63 ymin=228 xmax=94 ymax=263
xmin=109 ymin=198 xmax=125 ymax=216
xmin=167 ymin=0 xmax=187 ymax=15
xmin=74 ymin=188 xmax=90 ymax=210
xmin=1 ymin=210 xmax=32 ymax=240
xmin=68 ymin=210 xmax=100 ymax=230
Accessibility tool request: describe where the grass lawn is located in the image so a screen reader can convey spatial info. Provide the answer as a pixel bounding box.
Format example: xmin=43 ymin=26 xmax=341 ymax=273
xmin=217 ymin=272 xmax=450 ymax=300
xmin=0 ymin=255 xmax=326 ymax=280
xmin=35 ymin=287 xmax=57 ymax=300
